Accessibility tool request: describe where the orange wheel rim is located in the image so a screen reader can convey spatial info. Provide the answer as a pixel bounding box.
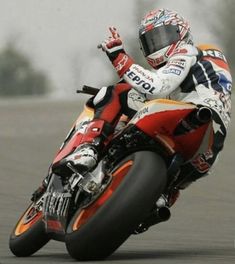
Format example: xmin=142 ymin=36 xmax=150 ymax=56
xmin=14 ymin=203 xmax=43 ymax=236
xmin=72 ymin=160 xmax=133 ymax=231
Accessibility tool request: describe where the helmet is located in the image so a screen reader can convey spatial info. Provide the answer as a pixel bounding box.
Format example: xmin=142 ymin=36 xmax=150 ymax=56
xmin=139 ymin=9 xmax=193 ymax=68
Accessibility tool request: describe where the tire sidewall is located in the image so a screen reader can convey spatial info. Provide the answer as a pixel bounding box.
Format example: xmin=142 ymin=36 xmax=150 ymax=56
xmin=65 ymin=151 xmax=167 ymax=260
xmin=9 ymin=205 xmax=50 ymax=257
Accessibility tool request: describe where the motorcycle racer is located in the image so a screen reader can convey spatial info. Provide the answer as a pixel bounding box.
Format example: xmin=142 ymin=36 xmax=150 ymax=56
xmin=33 ymin=9 xmax=232 ymax=208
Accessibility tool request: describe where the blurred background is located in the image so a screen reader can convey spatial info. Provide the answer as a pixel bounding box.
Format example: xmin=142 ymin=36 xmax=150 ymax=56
xmin=0 ymin=0 xmax=233 ymax=98
xmin=0 ymin=2 xmax=234 ymax=262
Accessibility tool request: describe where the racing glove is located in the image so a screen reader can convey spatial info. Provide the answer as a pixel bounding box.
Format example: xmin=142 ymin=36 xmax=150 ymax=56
xmin=99 ymin=27 xmax=133 ymax=77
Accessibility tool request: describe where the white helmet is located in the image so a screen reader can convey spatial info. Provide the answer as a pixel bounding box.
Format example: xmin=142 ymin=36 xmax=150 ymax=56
xmin=139 ymin=9 xmax=193 ymax=68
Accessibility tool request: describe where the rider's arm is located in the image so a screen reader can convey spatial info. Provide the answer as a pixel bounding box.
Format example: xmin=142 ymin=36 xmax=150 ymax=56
xmin=122 ymin=45 xmax=199 ymax=99
xmin=100 ymin=29 xmax=198 ymax=98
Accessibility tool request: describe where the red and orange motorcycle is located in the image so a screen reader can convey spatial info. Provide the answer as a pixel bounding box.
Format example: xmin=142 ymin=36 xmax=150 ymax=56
xmin=9 ymin=85 xmax=213 ymax=260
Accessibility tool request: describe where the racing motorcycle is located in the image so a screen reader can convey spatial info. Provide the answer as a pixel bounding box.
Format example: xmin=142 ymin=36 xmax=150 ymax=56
xmin=9 ymin=85 xmax=213 ymax=261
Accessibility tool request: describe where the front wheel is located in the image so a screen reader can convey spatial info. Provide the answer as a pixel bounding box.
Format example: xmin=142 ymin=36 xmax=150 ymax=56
xmin=9 ymin=201 xmax=50 ymax=257
xmin=65 ymin=151 xmax=167 ymax=260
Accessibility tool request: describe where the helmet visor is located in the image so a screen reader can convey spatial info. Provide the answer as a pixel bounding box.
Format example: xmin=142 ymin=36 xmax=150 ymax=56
xmin=139 ymin=24 xmax=181 ymax=56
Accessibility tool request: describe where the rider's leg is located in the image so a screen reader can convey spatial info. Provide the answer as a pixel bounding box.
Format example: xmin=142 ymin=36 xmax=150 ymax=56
xmin=135 ymin=127 xmax=225 ymax=233
xmin=167 ymin=124 xmax=225 ymax=207
xmin=32 ymin=83 xmax=143 ymax=199
xmin=52 ymin=83 xmax=135 ymax=175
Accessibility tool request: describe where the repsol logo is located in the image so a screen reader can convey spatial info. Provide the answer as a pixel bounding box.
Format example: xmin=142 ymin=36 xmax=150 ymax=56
xmin=203 ymin=49 xmax=227 ymax=62
xmin=126 ymin=68 xmax=156 ymax=94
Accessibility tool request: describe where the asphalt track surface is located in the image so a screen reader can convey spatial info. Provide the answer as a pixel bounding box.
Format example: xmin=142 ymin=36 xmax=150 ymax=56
xmin=0 ymin=97 xmax=234 ymax=264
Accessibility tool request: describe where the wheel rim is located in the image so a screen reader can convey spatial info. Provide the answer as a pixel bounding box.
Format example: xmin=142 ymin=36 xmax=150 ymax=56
xmin=14 ymin=203 xmax=43 ymax=236
xmin=72 ymin=160 xmax=133 ymax=231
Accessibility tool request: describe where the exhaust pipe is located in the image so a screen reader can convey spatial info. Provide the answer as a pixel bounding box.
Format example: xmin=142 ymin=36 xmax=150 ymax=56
xmin=150 ymin=206 xmax=171 ymax=225
xmin=134 ymin=206 xmax=171 ymax=234
xmin=174 ymin=106 xmax=212 ymax=135
xmin=196 ymin=107 xmax=212 ymax=124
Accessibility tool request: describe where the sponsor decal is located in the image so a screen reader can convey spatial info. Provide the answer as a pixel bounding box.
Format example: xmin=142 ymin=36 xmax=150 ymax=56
xmin=203 ymin=49 xmax=227 ymax=62
xmin=115 ymin=54 xmax=129 ymax=72
xmin=141 ymin=10 xmax=169 ymax=29
xmin=191 ymin=152 xmax=212 ymax=173
xmin=125 ymin=68 xmax=156 ymax=94
xmin=132 ymin=65 xmax=154 ymax=82
xmin=218 ymin=73 xmax=232 ymax=93
xmin=47 ymin=219 xmax=63 ymax=231
xmin=76 ymin=120 xmax=90 ymax=132
xmin=162 ymin=68 xmax=182 ymax=75
xmin=166 ymin=59 xmax=186 ymax=69
xmin=133 ymin=107 xmax=149 ymax=120
xmin=172 ymin=48 xmax=188 ymax=56
xmin=147 ymin=56 xmax=164 ymax=67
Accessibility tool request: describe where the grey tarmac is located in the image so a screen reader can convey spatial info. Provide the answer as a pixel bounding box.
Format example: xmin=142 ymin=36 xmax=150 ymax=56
xmin=0 ymin=97 xmax=234 ymax=264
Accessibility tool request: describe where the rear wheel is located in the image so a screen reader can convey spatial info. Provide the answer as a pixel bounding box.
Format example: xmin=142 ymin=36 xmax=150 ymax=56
xmin=65 ymin=151 xmax=167 ymax=260
xmin=9 ymin=201 xmax=50 ymax=257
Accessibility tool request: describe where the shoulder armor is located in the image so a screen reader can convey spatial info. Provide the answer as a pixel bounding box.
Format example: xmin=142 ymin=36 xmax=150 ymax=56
xmin=197 ymin=44 xmax=221 ymax=52
xmin=197 ymin=43 xmax=228 ymax=63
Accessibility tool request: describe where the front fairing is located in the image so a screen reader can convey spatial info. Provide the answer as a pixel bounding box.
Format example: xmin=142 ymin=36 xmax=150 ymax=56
xmin=52 ymin=104 xmax=94 ymax=164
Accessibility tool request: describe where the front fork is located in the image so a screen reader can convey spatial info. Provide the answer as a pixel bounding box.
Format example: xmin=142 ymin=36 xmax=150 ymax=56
xmin=42 ymin=160 xmax=108 ymax=234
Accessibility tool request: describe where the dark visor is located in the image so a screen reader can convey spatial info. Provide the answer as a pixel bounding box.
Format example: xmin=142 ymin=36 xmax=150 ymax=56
xmin=139 ymin=24 xmax=181 ymax=56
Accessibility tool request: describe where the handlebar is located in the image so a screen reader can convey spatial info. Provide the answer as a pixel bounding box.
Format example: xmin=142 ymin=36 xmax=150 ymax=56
xmin=76 ymin=85 xmax=99 ymax=96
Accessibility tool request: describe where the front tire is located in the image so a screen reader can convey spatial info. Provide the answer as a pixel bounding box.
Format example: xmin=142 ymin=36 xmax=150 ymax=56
xmin=9 ymin=202 xmax=50 ymax=257
xmin=65 ymin=151 xmax=167 ymax=260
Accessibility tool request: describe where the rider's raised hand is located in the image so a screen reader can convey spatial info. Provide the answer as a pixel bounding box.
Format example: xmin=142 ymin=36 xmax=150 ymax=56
xmin=98 ymin=27 xmax=134 ymax=77
xmin=98 ymin=27 xmax=124 ymax=59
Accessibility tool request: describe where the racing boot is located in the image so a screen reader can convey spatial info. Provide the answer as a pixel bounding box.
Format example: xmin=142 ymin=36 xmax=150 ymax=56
xmin=58 ymin=143 xmax=99 ymax=175
xmin=52 ymin=119 xmax=113 ymax=177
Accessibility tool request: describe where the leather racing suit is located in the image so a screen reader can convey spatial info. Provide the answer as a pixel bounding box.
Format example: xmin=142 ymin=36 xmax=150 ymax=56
xmin=88 ymin=43 xmax=232 ymax=187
